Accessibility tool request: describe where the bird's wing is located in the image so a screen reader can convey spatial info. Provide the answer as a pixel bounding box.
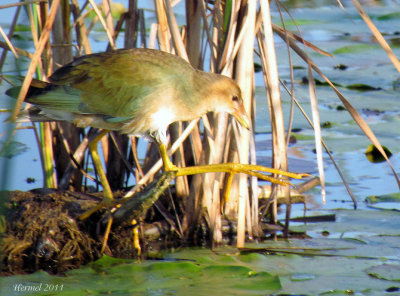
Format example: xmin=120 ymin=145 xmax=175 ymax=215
xmin=48 ymin=49 xmax=194 ymax=120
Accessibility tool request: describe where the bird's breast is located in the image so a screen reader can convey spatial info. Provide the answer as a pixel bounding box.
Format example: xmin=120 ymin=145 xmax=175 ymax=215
xmin=148 ymin=107 xmax=177 ymax=133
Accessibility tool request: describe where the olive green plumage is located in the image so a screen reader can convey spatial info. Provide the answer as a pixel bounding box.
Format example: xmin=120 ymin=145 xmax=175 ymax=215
xmin=10 ymin=48 xmax=249 ymax=142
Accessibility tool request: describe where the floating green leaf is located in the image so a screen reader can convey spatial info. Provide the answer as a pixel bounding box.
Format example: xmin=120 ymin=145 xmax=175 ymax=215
xmin=367 ymin=264 xmax=400 ymax=281
xmin=14 ymin=24 xmax=31 ymax=32
xmin=365 ymin=192 xmax=400 ymax=210
xmin=333 ymin=44 xmax=379 ymax=55
xmin=389 ymin=37 xmax=400 ymax=47
xmin=346 ymin=84 xmax=382 ymax=91
xmin=334 ymin=64 xmax=348 ymax=70
xmin=365 ymin=144 xmax=392 ymax=163
xmin=290 ymin=273 xmax=315 ymax=281
xmin=0 ymin=256 xmax=281 ymax=295
xmin=277 ymin=19 xmax=325 ymax=26
xmin=366 ymin=192 xmax=400 ymax=204
xmin=322 ymin=121 xmax=333 ymax=128
xmin=307 ymin=78 xmax=342 ymax=87
xmin=377 ymin=12 xmax=400 ymax=21
xmin=318 ymin=79 xmax=341 ymax=87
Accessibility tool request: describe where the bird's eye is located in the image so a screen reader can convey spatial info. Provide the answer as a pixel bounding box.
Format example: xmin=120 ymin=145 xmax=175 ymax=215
xmin=232 ymin=95 xmax=239 ymax=103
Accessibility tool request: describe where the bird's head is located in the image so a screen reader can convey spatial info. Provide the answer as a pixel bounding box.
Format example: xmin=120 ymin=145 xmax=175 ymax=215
xmin=205 ymin=76 xmax=251 ymax=130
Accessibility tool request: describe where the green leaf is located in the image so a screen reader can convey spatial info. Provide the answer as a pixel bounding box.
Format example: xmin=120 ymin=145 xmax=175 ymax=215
xmin=365 ymin=144 xmax=392 ymax=163
xmin=377 ymin=12 xmax=400 ymax=21
xmin=321 ymin=121 xmax=333 ymax=128
xmin=389 ymin=37 xmax=400 ymax=47
xmin=346 ymin=84 xmax=382 ymax=91
xmin=144 ymin=261 xmax=201 ymax=274
xmin=313 ymin=78 xmax=342 ymax=87
xmin=366 ymin=192 xmax=400 ymax=204
xmin=367 ymin=264 xmax=400 ymax=281
xmin=203 ymin=264 xmax=253 ymax=276
xmin=14 ymin=24 xmax=31 ymax=32
xmin=278 ymin=19 xmax=325 ymax=26
xmin=333 ymin=44 xmax=379 ymax=55
xmin=233 ymin=272 xmax=281 ymax=291
xmin=365 ymin=192 xmax=400 ymax=210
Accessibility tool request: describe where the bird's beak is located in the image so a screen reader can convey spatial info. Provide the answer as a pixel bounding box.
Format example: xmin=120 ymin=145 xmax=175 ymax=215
xmin=232 ymin=104 xmax=251 ymax=130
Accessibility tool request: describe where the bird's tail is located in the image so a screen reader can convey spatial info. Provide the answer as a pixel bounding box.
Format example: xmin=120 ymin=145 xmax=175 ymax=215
xmin=5 ymin=79 xmax=54 ymax=122
xmin=5 ymin=78 xmax=50 ymax=99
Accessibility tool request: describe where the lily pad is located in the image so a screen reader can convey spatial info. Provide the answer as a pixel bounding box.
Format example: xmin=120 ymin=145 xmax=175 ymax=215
xmin=0 ymin=254 xmax=281 ymax=296
xmin=367 ymin=264 xmax=400 ymax=281
xmin=333 ymin=44 xmax=379 ymax=55
xmin=366 ymin=192 xmax=400 ymax=204
xmin=365 ymin=144 xmax=392 ymax=163
xmin=334 ymin=64 xmax=348 ymax=70
xmin=321 ymin=121 xmax=333 ymax=128
xmin=389 ymin=37 xmax=400 ymax=47
xmin=377 ymin=12 xmax=400 ymax=21
xmin=345 ymin=84 xmax=382 ymax=91
xmin=366 ymin=203 xmax=400 ymax=211
xmin=290 ymin=273 xmax=315 ymax=281
xmin=303 ymin=77 xmax=342 ymax=87
xmin=14 ymin=24 xmax=31 ymax=32
xmin=365 ymin=193 xmax=400 ymax=210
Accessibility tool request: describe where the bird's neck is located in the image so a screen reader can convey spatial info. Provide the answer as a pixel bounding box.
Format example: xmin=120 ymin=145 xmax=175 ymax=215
xmin=192 ymin=70 xmax=225 ymax=112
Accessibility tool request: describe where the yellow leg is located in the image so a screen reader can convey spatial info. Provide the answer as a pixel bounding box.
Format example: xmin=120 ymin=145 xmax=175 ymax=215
xmin=158 ymin=143 xmax=178 ymax=172
xmin=157 ymin=142 xmax=309 ymax=203
xmin=100 ymin=215 xmax=113 ymax=253
xmin=157 ymin=142 xmax=306 ymax=182
xmin=132 ymin=219 xmax=141 ymax=256
xmin=175 ymin=163 xmax=307 ymax=183
xmin=222 ymin=173 xmax=234 ymax=210
xmin=80 ymin=130 xmax=113 ymax=220
xmin=176 ymin=163 xmax=307 ymax=204
xmin=79 ymin=130 xmax=114 ymax=254
xmin=89 ymin=129 xmax=113 ymax=204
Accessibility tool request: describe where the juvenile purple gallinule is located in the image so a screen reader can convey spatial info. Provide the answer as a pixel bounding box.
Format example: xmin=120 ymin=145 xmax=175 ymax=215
xmin=9 ymin=48 xmax=305 ymax=251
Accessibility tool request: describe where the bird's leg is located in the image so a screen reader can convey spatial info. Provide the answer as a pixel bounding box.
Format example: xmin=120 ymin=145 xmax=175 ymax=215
xmin=174 ymin=163 xmax=308 ymax=202
xmin=159 ymin=142 xmax=179 ymax=172
xmin=157 ymin=143 xmax=307 ymax=202
xmin=79 ymin=129 xmax=114 ymax=253
xmin=174 ymin=163 xmax=305 ymax=182
xmin=89 ymin=130 xmax=113 ymax=203
xmin=80 ymin=130 xmax=113 ymax=219
xmin=222 ymin=172 xmax=235 ymax=209
xmin=132 ymin=219 xmax=141 ymax=256
xmin=157 ymin=142 xmax=307 ymax=197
